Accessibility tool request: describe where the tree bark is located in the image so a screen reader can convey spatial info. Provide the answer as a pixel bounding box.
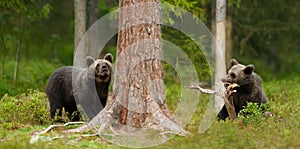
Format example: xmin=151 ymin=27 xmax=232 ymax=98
xmin=74 ymin=0 xmax=87 ymax=54
xmin=215 ymin=0 xmax=227 ymax=110
xmin=67 ymin=0 xmax=186 ymax=138
xmin=224 ymin=83 xmax=238 ymax=121
xmin=115 ymin=0 xmax=167 ymax=127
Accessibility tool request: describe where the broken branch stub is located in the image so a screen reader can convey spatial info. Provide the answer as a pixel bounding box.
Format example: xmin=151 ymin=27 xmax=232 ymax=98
xmin=184 ymin=83 xmax=239 ymax=121
xmin=224 ymin=83 xmax=239 ymax=121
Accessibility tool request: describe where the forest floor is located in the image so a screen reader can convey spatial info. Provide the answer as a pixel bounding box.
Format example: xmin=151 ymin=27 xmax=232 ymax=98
xmin=0 ymin=76 xmax=299 ymax=148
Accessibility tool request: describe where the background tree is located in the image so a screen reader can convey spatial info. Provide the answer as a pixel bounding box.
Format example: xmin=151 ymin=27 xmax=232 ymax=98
xmin=231 ymin=0 xmax=300 ymax=79
xmin=87 ymin=0 xmax=100 ymax=57
xmin=87 ymin=0 xmax=98 ymax=28
xmin=214 ymin=0 xmax=227 ymax=109
xmin=74 ymin=0 xmax=87 ymax=54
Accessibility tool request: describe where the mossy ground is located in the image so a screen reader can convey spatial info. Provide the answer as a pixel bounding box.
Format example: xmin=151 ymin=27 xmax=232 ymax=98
xmin=0 ymin=76 xmax=299 ymax=148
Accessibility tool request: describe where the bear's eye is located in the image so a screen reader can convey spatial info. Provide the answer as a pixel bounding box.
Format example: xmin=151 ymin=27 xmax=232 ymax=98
xmin=230 ymin=73 xmax=236 ymax=79
xmin=96 ymin=63 xmax=100 ymax=69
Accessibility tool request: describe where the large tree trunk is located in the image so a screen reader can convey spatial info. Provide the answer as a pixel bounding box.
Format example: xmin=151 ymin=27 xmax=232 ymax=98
xmin=115 ymin=0 xmax=167 ymax=127
xmin=67 ymin=0 xmax=186 ymax=146
xmin=74 ymin=0 xmax=87 ymax=54
xmin=214 ymin=0 xmax=227 ymax=110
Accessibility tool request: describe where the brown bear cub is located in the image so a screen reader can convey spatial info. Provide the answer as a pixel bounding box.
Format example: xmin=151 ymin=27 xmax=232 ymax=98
xmin=46 ymin=53 xmax=113 ymax=121
xmin=217 ymin=59 xmax=268 ymax=120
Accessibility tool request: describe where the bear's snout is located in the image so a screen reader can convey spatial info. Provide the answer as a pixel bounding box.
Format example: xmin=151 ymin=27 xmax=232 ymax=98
xmin=222 ymin=77 xmax=236 ymax=88
xmin=96 ymin=63 xmax=109 ymax=73
xmin=101 ymin=64 xmax=108 ymax=71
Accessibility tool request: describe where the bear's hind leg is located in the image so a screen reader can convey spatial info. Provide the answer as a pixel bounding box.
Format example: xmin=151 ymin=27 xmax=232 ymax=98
xmin=49 ymin=101 xmax=64 ymax=122
xmin=217 ymin=105 xmax=229 ymax=120
xmin=65 ymin=104 xmax=80 ymax=121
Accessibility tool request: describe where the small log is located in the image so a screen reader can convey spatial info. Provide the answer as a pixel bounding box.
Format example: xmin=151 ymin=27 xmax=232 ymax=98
xmin=184 ymin=83 xmax=239 ymax=121
xmin=224 ymin=83 xmax=239 ymax=121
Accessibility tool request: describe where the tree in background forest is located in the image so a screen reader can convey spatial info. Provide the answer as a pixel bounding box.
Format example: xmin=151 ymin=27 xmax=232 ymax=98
xmin=0 ymin=1 xmax=51 ymax=85
xmin=74 ymin=0 xmax=86 ymax=55
xmin=231 ymin=0 xmax=300 ymax=79
xmin=214 ymin=0 xmax=227 ymax=109
xmin=1 ymin=0 xmax=299 ymax=96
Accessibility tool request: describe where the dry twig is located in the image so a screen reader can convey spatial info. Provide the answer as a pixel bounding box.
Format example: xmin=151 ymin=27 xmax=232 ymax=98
xmin=184 ymin=83 xmax=239 ymax=121
xmin=30 ymin=122 xmax=85 ymax=144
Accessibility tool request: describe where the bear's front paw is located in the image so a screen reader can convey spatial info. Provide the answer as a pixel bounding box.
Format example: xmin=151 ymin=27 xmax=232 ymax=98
xmin=225 ymin=83 xmax=239 ymax=96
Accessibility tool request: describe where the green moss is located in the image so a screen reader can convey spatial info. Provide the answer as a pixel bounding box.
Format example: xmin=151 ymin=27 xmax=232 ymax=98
xmin=0 ymin=76 xmax=299 ymax=148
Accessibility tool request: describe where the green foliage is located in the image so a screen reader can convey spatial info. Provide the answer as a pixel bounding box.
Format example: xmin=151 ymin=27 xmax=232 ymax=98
xmin=0 ymin=0 xmax=52 ymax=57
xmin=237 ymin=102 xmax=270 ymax=126
xmin=0 ymin=0 xmax=299 ymax=147
xmin=41 ymin=4 xmax=52 ymax=19
xmin=0 ymin=74 xmax=299 ymax=148
xmin=231 ymin=0 xmax=300 ymax=79
xmin=162 ymin=27 xmax=211 ymax=83
xmin=165 ymin=83 xmax=181 ymax=112
xmin=0 ymin=90 xmax=50 ymax=125
xmin=228 ymin=0 xmax=241 ymax=8
xmin=162 ymin=0 xmax=209 ymax=23
xmin=0 ymin=59 xmax=62 ymax=97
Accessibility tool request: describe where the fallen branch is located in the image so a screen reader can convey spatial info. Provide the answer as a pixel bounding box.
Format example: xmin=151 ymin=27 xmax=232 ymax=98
xmin=183 ymin=85 xmax=224 ymax=98
xmin=224 ymin=83 xmax=239 ymax=121
xmin=30 ymin=121 xmax=85 ymax=144
xmin=40 ymin=122 xmax=85 ymax=134
xmin=183 ymin=85 xmax=216 ymax=94
xmin=184 ymin=83 xmax=239 ymax=121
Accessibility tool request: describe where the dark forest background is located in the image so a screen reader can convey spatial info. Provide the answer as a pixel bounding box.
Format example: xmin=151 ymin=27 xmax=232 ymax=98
xmin=1 ymin=0 xmax=299 ymax=96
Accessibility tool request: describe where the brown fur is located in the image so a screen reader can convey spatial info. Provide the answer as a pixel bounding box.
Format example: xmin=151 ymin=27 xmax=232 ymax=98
xmin=46 ymin=54 xmax=113 ymax=121
xmin=217 ymin=59 xmax=268 ymax=120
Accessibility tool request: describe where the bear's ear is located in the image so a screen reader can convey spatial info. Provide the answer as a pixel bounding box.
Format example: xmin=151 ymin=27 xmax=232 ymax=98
xmin=86 ymin=56 xmax=95 ymax=67
xmin=244 ymin=64 xmax=254 ymax=75
xmin=104 ymin=53 xmax=113 ymax=63
xmin=230 ymin=58 xmax=239 ymax=67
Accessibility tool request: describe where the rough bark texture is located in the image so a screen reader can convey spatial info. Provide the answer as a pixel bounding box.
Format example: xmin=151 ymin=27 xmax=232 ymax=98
xmin=224 ymin=83 xmax=237 ymax=121
xmin=215 ymin=0 xmax=227 ymax=110
xmin=74 ymin=0 xmax=87 ymax=53
xmin=67 ymin=0 xmax=186 ymax=136
xmin=116 ymin=0 xmax=165 ymax=127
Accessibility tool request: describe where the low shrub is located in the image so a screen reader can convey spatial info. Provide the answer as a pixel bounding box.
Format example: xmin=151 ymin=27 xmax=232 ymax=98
xmin=0 ymin=90 xmax=50 ymax=125
xmin=237 ymin=102 xmax=271 ymax=126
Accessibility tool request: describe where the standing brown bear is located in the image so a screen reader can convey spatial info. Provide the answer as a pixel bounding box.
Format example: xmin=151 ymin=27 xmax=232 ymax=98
xmin=217 ymin=59 xmax=268 ymax=120
xmin=46 ymin=53 xmax=113 ymax=121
